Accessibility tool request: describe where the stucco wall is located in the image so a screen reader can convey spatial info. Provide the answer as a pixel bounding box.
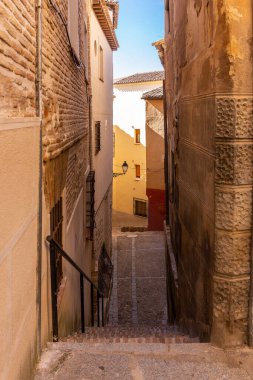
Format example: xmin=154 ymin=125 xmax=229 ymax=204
xmin=0 ymin=118 xmax=40 ymax=380
xmin=145 ymin=99 xmax=165 ymax=230
xmin=89 ymin=3 xmax=114 ymax=211
xmin=112 ymin=82 xmax=162 ymax=217
xmin=113 ymin=126 xmax=147 ymax=215
xmin=146 ymin=100 xmax=165 ymax=191
xmin=165 ymin=0 xmax=253 ymax=346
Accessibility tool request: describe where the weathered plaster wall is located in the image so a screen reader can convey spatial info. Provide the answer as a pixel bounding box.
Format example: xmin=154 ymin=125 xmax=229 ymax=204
xmin=0 ymin=1 xmax=91 ymax=378
xmin=165 ymin=0 xmax=253 ymax=346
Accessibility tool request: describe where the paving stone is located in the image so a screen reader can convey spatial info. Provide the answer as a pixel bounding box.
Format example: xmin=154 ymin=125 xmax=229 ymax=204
xmin=118 ymin=279 xmax=132 ymax=325
xmin=135 ymin=249 xmax=166 ymax=277
xmin=117 ymin=236 xmax=133 ymax=251
xmin=117 ymin=250 xmax=132 ymax=278
xmin=136 ymin=277 xmax=166 ymax=325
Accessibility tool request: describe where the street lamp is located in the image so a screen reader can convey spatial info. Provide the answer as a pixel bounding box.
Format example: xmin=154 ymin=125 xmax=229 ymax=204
xmin=113 ymin=161 xmax=128 ymax=178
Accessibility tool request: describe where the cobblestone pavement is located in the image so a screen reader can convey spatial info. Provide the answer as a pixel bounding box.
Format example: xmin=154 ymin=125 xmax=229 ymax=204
xmin=109 ymin=231 xmax=167 ymax=326
xmin=112 ymin=210 xmax=148 ymax=228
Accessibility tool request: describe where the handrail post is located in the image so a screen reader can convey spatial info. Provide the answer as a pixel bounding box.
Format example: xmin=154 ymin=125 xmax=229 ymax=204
xmin=102 ymin=295 xmax=104 ymax=327
xmin=97 ymin=290 xmax=100 ymax=327
xmin=91 ymin=284 xmax=94 ymax=326
xmin=49 ymin=240 xmax=59 ymax=342
xmin=80 ymin=274 xmax=85 ymax=333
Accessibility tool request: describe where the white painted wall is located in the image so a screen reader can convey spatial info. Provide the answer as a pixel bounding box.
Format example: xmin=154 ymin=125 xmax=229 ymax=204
xmin=89 ymin=4 xmax=114 ymax=211
xmin=113 ymin=82 xmax=163 ymax=146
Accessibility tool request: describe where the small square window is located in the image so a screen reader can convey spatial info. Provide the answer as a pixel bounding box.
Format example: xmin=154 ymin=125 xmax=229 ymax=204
xmin=95 ymin=121 xmax=101 ymax=154
xmin=134 ymin=129 xmax=141 ymax=144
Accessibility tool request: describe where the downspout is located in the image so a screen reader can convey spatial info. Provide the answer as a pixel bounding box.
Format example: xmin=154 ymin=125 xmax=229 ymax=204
xmin=36 ymin=0 xmax=43 ymax=358
xmin=163 ymin=79 xmax=170 ymax=225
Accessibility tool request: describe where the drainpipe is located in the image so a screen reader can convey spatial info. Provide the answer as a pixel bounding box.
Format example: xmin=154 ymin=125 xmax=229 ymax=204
xmin=163 ymin=80 xmax=170 ymax=225
xmin=36 ymin=0 xmax=43 ymax=358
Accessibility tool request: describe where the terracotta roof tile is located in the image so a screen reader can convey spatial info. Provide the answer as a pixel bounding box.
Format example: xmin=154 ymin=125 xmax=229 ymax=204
xmin=114 ymin=71 xmax=164 ymax=85
xmin=142 ymin=86 xmax=163 ymax=100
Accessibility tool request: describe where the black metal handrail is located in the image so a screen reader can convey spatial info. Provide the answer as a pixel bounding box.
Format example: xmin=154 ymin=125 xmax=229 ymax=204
xmin=46 ymin=236 xmax=104 ymax=342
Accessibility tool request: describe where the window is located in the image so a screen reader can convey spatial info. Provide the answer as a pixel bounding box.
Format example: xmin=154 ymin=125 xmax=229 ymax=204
xmin=134 ymin=198 xmax=148 ymax=217
xmin=95 ymin=121 xmax=101 ymax=154
xmin=135 ymin=164 xmax=141 ymax=179
xmin=134 ymin=129 xmax=141 ymax=144
xmin=165 ymin=0 xmax=170 ymax=34
xmin=113 ymin=132 xmax=115 ymax=157
xmin=68 ymin=0 xmax=80 ymax=59
xmin=99 ymin=45 xmax=104 ymax=81
xmin=86 ymin=171 xmax=95 ymax=240
xmin=50 ymin=198 xmax=63 ymax=289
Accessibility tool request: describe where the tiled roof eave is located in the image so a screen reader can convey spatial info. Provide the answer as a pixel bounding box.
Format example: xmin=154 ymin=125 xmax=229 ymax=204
xmin=93 ymin=0 xmax=119 ymax=50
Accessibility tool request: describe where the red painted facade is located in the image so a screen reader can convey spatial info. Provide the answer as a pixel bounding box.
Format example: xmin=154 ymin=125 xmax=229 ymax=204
xmin=146 ymin=188 xmax=166 ymax=231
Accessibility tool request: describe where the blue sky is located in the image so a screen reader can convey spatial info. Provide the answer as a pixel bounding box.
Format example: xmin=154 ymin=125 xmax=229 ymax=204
xmin=113 ymin=0 xmax=164 ymax=79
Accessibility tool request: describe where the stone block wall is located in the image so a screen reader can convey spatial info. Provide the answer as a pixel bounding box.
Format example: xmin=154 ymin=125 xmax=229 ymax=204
xmin=164 ymin=0 xmax=253 ymax=346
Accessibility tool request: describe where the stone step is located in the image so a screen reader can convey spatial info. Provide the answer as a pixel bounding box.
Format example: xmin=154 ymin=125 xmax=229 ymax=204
xmin=60 ymin=325 xmax=199 ymax=344
xmin=34 ymin=343 xmax=253 ymax=380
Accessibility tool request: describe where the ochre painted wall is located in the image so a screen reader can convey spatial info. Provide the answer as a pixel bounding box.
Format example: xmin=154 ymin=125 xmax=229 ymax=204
xmin=113 ymin=126 xmax=147 ymax=215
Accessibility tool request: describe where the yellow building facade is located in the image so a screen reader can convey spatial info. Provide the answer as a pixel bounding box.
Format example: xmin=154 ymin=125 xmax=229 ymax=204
xmin=113 ymin=125 xmax=147 ymax=216
xmin=113 ymin=72 xmax=164 ymax=217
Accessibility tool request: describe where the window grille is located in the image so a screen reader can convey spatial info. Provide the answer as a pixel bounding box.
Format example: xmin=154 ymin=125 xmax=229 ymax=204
xmin=98 ymin=244 xmax=113 ymax=297
xmin=133 ymin=198 xmax=148 ymax=217
xmin=95 ymin=122 xmax=101 ymax=154
xmin=50 ymin=197 xmax=63 ymax=288
xmin=86 ymin=171 xmax=95 ymax=240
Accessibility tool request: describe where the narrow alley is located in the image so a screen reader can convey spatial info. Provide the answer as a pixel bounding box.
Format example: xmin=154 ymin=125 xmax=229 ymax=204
xmin=1 ymin=0 xmax=253 ymax=379
xmin=109 ymin=231 xmax=167 ymax=327
xmin=34 ymin=230 xmax=253 ymax=380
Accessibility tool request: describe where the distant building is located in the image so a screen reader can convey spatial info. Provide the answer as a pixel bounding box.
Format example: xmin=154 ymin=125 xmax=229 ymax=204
xmin=113 ymin=71 xmax=164 ymax=220
xmin=142 ymin=86 xmax=165 ymax=230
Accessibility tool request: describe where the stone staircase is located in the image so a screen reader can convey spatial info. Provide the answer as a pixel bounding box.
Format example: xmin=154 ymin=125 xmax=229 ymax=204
xmin=34 ymin=326 xmax=253 ymax=380
xmin=34 ymin=232 xmax=253 ymax=379
xmin=60 ymin=325 xmax=199 ymax=344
